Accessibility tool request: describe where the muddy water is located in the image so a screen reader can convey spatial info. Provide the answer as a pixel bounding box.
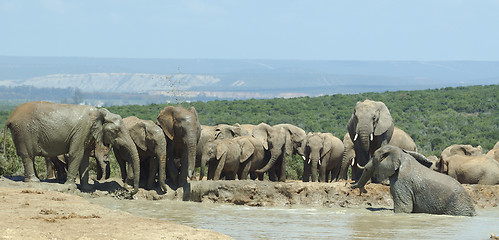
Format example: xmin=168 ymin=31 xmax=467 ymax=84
xmin=91 ymin=198 xmax=499 ymax=240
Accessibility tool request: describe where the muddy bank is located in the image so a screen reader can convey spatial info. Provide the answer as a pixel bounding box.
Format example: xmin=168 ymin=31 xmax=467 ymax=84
xmin=3 ymin=176 xmax=499 ymax=210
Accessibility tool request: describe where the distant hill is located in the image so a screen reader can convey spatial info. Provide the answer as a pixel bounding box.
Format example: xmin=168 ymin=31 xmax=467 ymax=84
xmin=0 ymin=56 xmax=498 ymax=105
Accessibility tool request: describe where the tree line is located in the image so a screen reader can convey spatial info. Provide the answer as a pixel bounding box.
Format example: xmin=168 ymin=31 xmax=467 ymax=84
xmin=1 ymin=84 xmax=497 ymax=178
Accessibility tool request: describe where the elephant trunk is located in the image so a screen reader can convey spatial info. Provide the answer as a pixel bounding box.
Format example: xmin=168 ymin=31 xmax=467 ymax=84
xmin=187 ymin=141 xmax=197 ymax=180
xmin=122 ymin=140 xmax=140 ymax=195
xmin=158 ymin=153 xmax=167 ymax=193
xmin=256 ymin=149 xmax=278 ymax=173
xmin=339 ymin=148 xmax=353 ymax=180
xmin=351 ymin=158 xmax=374 ymax=190
xmin=310 ymin=157 xmax=320 ymax=182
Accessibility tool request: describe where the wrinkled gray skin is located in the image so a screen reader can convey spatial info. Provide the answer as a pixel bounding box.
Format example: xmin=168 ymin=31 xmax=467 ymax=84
xmin=4 ymin=101 xmax=140 ymax=194
xmin=303 ymin=133 xmax=344 ymax=182
xmin=116 ymin=116 xmax=168 ymax=192
xmin=252 ymin=123 xmax=287 ymax=181
xmin=347 ymin=100 xmax=394 ymax=182
xmin=233 ymin=136 xmax=267 ymax=180
xmin=353 ymin=145 xmax=476 ymax=216
xmin=340 ymin=126 xmax=416 ymax=180
xmin=434 ymin=144 xmax=499 ymax=185
xmin=201 ymin=139 xmax=243 ymax=180
xmin=196 ymin=123 xmax=249 ymax=178
xmin=157 ymin=106 xmax=201 ymax=188
xmin=254 ymin=123 xmax=306 ymax=182
xmin=45 ymin=143 xmax=111 ymax=182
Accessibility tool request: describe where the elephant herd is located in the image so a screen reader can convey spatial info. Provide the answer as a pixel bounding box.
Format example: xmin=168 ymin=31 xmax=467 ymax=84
xmin=4 ymin=100 xmax=499 ymax=217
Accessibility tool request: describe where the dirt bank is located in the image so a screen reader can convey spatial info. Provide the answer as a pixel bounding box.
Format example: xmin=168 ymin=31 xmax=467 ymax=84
xmin=0 ymin=177 xmax=232 ymax=240
xmin=1 ymin=176 xmax=498 ymax=239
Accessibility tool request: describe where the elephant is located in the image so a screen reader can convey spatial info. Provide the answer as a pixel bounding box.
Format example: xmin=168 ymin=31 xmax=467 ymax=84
xmin=347 ymin=99 xmax=394 ymax=182
xmin=157 ymin=106 xmax=201 ymax=188
xmin=252 ymin=123 xmax=288 ymax=182
xmin=339 ymin=126 xmax=416 ymax=180
xmin=201 ymin=139 xmax=243 ymax=180
xmin=303 ymin=132 xmax=344 ymax=182
xmin=114 ymin=116 xmax=168 ymax=192
xmin=45 ymin=143 xmax=110 ymax=183
xmin=274 ymin=124 xmax=307 ymax=158
xmin=352 ymin=145 xmax=476 ymax=216
xmin=196 ymin=123 xmax=249 ymax=178
xmin=4 ymin=101 xmax=140 ymax=194
xmin=434 ymin=144 xmax=499 ymax=185
xmin=45 ymin=143 xmax=111 ymax=182
xmin=233 ymin=135 xmax=267 ymax=180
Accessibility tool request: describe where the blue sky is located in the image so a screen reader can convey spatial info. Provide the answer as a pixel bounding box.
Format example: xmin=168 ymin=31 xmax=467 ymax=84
xmin=1 ymin=0 xmax=498 ymax=61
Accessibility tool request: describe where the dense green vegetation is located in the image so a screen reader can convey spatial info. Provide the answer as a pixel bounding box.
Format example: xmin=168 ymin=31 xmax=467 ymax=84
xmin=1 ymin=85 xmax=498 ymax=179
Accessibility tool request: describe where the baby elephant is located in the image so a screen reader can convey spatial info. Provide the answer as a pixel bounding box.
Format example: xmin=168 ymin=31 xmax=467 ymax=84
xmin=352 ymin=145 xmax=476 ymax=216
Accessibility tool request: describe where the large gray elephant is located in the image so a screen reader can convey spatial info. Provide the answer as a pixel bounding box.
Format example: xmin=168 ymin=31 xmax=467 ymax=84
xmin=340 ymin=126 xmax=416 ymax=180
xmin=157 ymin=106 xmax=201 ymax=188
xmin=347 ymin=99 xmax=394 ymax=181
xmin=274 ymin=124 xmax=307 ymax=158
xmin=303 ymin=132 xmax=344 ymax=182
xmin=116 ymin=116 xmax=168 ymax=192
xmin=434 ymin=144 xmax=499 ymax=185
xmin=252 ymin=123 xmax=287 ymax=181
xmin=4 ymin=101 xmax=140 ymax=194
xmin=233 ymin=135 xmax=267 ymax=180
xmin=352 ymin=145 xmax=475 ymax=216
xmin=201 ymin=138 xmax=243 ymax=180
xmin=196 ymin=123 xmax=249 ymax=178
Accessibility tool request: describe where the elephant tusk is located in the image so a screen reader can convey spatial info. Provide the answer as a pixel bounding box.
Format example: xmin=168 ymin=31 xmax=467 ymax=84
xmin=370 ymin=133 xmax=373 ymax=141
xmin=308 ymin=159 xmax=311 ymax=164
xmin=353 ymin=133 xmax=358 ymax=141
xmin=351 ymin=158 xmax=355 ymax=166
xmin=318 ymin=159 xmax=322 ymax=166
xmin=357 ymin=163 xmax=365 ymax=170
xmin=302 ymin=155 xmax=306 ymax=161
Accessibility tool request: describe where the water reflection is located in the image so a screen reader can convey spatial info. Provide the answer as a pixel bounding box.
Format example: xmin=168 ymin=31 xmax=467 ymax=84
xmin=90 ymin=198 xmax=499 ymax=240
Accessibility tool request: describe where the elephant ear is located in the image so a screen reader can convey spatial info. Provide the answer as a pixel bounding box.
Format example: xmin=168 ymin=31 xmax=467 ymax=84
xmin=240 ymin=139 xmax=255 ymax=163
xmin=157 ymin=106 xmax=175 ymax=141
xmin=91 ymin=108 xmax=106 ymax=148
xmin=252 ymin=124 xmax=269 ymax=150
xmin=128 ymin=121 xmax=147 ymax=151
xmin=374 ymin=102 xmax=393 ymax=136
xmin=347 ymin=112 xmax=357 ymax=142
xmin=321 ymin=134 xmax=333 ymax=159
xmin=216 ymin=142 xmax=228 ymax=161
xmin=284 ymin=128 xmax=293 ymax=155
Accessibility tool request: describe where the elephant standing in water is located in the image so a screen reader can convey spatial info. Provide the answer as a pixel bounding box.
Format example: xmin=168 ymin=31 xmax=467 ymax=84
xmin=116 ymin=116 xmax=168 ymax=192
xmin=434 ymin=144 xmax=499 ymax=185
xmin=347 ymin=99 xmax=394 ymax=182
xmin=352 ymin=145 xmax=475 ymax=216
xmin=340 ymin=126 xmax=416 ymax=180
xmin=303 ymin=132 xmax=344 ymax=182
xmin=4 ymin=101 xmax=140 ymax=194
xmin=157 ymin=106 xmax=201 ymax=188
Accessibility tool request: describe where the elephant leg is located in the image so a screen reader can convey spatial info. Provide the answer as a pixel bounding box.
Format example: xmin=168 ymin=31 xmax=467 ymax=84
xmin=331 ymin=167 xmax=341 ymax=182
xmin=238 ymin=162 xmax=251 ymax=180
xmin=303 ymin=162 xmax=310 ymax=182
xmin=278 ymin=156 xmax=286 ymax=182
xmin=257 ymin=172 xmax=264 ymax=181
xmin=178 ymin=155 xmax=189 ymax=187
xmin=78 ymin=151 xmax=92 ymax=191
xmin=114 ymin=150 xmax=129 ymax=185
xmin=319 ymin=164 xmax=326 ymax=182
xmin=167 ymin=157 xmax=180 ymax=186
xmin=147 ymin=158 xmax=158 ymax=189
xmin=225 ymin=172 xmax=236 ymax=180
xmin=268 ymin=166 xmax=278 ymax=181
xmin=22 ymin=156 xmax=39 ymax=182
xmin=249 ymin=172 xmax=257 ymax=180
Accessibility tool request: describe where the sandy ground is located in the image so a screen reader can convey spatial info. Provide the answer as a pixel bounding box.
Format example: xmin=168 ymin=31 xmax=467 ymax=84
xmin=0 ymin=177 xmax=232 ymax=240
xmin=1 ymin=176 xmax=498 ymax=239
